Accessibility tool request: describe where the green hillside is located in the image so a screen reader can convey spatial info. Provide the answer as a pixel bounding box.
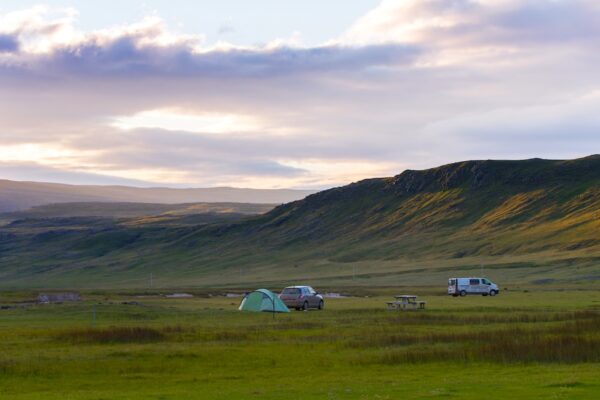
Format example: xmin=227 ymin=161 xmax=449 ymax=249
xmin=1 ymin=156 xmax=599 ymax=289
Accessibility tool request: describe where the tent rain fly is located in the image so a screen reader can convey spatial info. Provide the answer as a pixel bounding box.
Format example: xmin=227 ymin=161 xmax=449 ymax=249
xmin=238 ymin=289 xmax=290 ymax=313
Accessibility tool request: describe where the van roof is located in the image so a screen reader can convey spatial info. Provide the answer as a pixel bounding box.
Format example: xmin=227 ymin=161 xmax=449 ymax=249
xmin=449 ymin=277 xmax=490 ymax=280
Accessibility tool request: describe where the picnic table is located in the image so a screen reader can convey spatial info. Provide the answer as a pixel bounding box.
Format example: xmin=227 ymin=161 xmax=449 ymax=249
xmin=386 ymin=295 xmax=426 ymax=311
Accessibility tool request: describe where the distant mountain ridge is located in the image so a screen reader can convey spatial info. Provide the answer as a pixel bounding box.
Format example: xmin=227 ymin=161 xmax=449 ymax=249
xmin=275 ymin=154 xmax=600 ymax=211
xmin=0 ymin=179 xmax=315 ymax=212
xmin=389 ymin=155 xmax=600 ymax=193
xmin=258 ymin=155 xmax=600 ymax=248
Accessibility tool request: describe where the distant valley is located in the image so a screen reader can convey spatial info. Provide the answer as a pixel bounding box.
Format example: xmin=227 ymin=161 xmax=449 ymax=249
xmin=0 ymin=179 xmax=314 ymax=213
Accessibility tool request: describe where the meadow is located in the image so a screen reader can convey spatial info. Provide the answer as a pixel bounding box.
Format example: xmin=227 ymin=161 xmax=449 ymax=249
xmin=1 ymin=288 xmax=600 ymax=399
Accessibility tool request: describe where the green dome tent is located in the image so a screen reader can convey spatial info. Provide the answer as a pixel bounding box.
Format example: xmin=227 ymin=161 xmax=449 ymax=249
xmin=239 ymin=289 xmax=290 ymax=313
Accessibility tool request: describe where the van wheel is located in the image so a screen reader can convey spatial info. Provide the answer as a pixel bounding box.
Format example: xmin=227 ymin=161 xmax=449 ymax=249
xmin=490 ymin=290 xmax=497 ymax=296
xmin=318 ymin=300 xmax=324 ymax=310
xmin=302 ymin=301 xmax=309 ymax=311
xmin=459 ymin=290 xmax=467 ymax=297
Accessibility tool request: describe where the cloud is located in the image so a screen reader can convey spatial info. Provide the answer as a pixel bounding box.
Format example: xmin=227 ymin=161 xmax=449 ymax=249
xmin=13 ymin=40 xmax=419 ymax=79
xmin=0 ymin=161 xmax=154 ymax=186
xmin=61 ymin=127 xmax=390 ymax=186
xmin=110 ymin=109 xmax=263 ymax=134
xmin=422 ymin=91 xmax=600 ymax=160
xmin=0 ymin=34 xmax=19 ymax=53
xmin=342 ymin=0 xmax=600 ymax=65
xmin=0 ymin=5 xmax=81 ymax=53
xmin=0 ymin=7 xmax=419 ymax=79
xmin=0 ymin=2 xmax=599 ymax=188
xmin=345 ymin=0 xmax=600 ymax=44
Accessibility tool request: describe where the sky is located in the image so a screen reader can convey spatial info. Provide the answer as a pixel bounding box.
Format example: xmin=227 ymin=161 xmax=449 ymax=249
xmin=1 ymin=1 xmax=599 ymax=189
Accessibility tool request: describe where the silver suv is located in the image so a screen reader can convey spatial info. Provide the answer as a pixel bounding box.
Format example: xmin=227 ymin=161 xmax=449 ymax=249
xmin=279 ymin=286 xmax=324 ymax=311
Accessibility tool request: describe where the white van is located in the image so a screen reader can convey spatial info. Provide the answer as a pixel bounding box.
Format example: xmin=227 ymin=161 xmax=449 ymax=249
xmin=448 ymin=277 xmax=499 ymax=297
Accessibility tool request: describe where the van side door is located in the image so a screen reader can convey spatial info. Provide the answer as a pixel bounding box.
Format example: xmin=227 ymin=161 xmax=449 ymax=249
xmin=481 ymin=278 xmax=492 ymax=293
xmin=469 ymin=278 xmax=481 ymax=293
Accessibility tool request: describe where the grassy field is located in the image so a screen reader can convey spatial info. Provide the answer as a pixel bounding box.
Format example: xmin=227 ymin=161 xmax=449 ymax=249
xmin=1 ymin=288 xmax=600 ymax=399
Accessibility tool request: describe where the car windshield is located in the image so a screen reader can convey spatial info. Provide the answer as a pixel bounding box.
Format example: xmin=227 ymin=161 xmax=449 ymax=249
xmin=282 ymin=288 xmax=301 ymax=295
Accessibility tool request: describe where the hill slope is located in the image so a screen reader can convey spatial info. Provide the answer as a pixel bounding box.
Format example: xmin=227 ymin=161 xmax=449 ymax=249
xmin=0 ymin=180 xmax=314 ymax=212
xmin=0 ymin=156 xmax=599 ymax=288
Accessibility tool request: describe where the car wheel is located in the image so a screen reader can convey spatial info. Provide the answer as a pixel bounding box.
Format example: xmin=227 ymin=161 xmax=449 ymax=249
xmin=490 ymin=290 xmax=497 ymax=296
xmin=318 ymin=300 xmax=324 ymax=310
xmin=459 ymin=290 xmax=467 ymax=297
xmin=302 ymin=301 xmax=309 ymax=311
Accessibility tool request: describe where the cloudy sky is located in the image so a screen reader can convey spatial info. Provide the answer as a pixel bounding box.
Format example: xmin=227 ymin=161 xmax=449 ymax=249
xmin=1 ymin=1 xmax=599 ymax=189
